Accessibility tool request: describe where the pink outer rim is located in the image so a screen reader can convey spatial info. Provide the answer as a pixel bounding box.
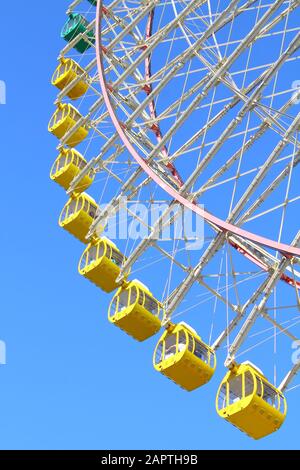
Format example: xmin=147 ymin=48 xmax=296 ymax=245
xmin=95 ymin=0 xmax=300 ymax=258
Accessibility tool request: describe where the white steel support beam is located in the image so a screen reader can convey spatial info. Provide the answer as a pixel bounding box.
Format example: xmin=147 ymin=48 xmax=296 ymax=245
xmin=279 ymin=361 xmax=300 ymax=392
xmin=66 ymin=0 xmax=280 ymax=184
xmin=164 ymin=111 xmax=300 ymax=320
xmin=109 ymin=38 xmax=300 ymax=282
xmin=141 ymin=0 xmax=288 ymax=161
xmin=224 ymin=231 xmax=300 ymax=367
xmin=194 ymin=96 xmax=296 ymax=198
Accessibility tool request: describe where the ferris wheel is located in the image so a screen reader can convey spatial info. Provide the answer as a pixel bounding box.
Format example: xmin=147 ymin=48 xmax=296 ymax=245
xmin=49 ymin=0 xmax=300 ymax=439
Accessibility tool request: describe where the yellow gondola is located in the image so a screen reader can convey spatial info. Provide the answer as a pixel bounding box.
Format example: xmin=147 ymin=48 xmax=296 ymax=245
xmin=108 ymin=280 xmax=163 ymax=341
xmin=51 ymin=58 xmax=88 ymax=100
xmin=48 ymin=103 xmax=89 ymax=147
xmin=59 ymin=193 xmax=98 ymax=243
xmin=153 ymin=322 xmax=216 ymax=391
xmin=216 ymin=362 xmax=287 ymax=439
xmin=50 ymin=148 xmax=94 ymax=192
xmin=79 ymin=237 xmax=127 ymax=293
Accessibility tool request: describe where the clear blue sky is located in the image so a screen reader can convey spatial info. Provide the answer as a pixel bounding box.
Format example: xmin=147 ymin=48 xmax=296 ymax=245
xmin=0 ymin=1 xmax=299 ymax=450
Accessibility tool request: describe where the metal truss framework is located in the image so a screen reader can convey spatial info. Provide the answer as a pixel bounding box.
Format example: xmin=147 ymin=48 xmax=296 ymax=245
xmin=54 ymin=0 xmax=300 ymax=389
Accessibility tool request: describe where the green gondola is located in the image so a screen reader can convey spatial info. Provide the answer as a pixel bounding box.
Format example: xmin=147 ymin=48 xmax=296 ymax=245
xmin=61 ymin=13 xmax=95 ymax=53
